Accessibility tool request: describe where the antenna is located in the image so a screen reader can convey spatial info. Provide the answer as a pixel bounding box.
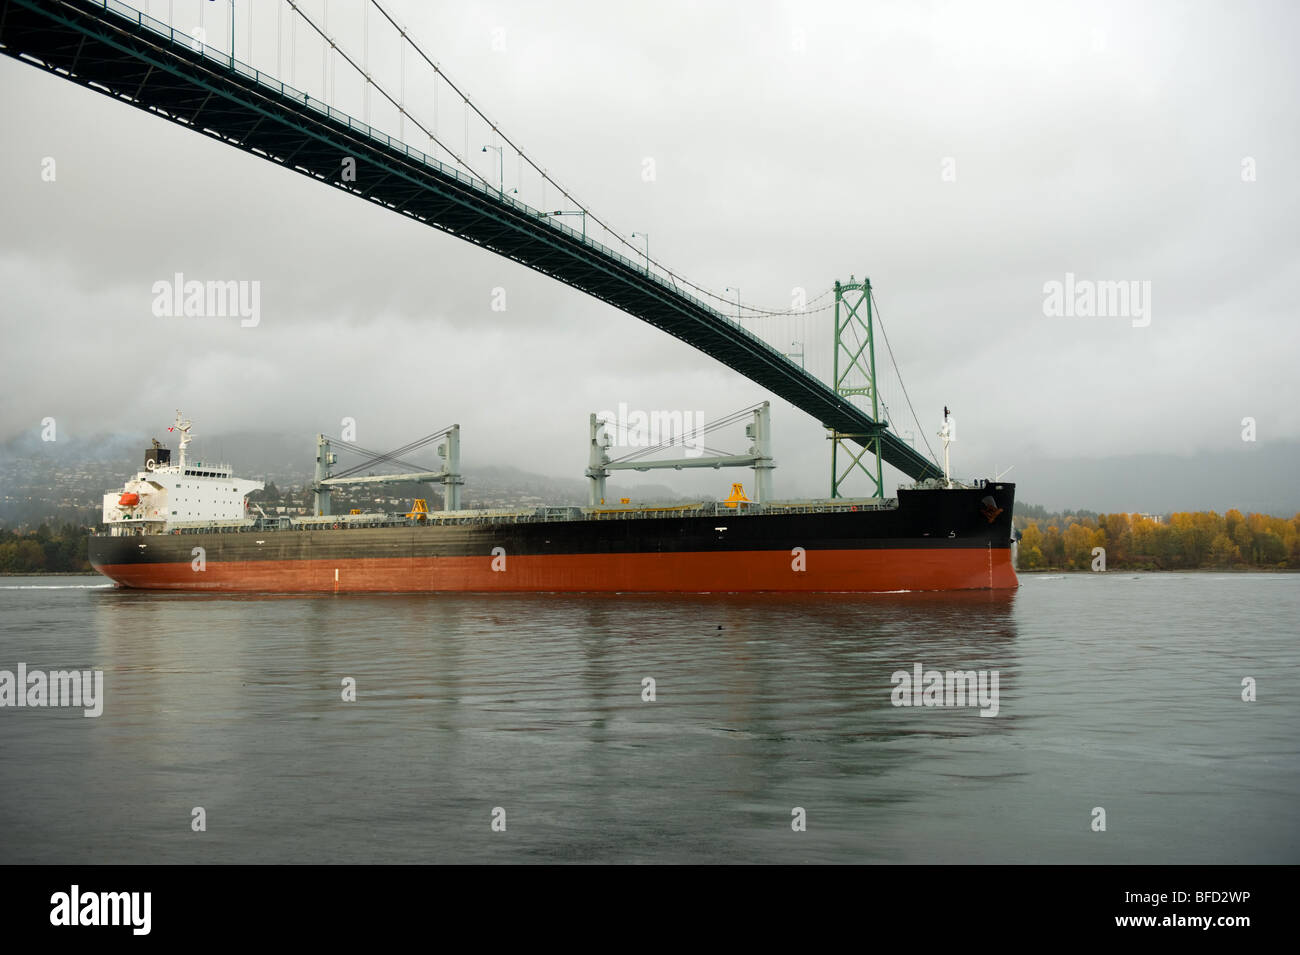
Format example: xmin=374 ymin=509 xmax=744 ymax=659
xmin=939 ymin=406 xmax=953 ymax=489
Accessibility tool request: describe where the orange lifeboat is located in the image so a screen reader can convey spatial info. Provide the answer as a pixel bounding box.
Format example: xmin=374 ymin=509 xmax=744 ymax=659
xmin=118 ymin=492 xmax=141 ymax=507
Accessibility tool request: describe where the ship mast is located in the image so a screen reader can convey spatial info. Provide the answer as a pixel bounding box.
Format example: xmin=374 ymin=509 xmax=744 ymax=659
xmin=939 ymin=406 xmax=954 ymax=489
xmin=173 ymin=410 xmax=192 ymax=472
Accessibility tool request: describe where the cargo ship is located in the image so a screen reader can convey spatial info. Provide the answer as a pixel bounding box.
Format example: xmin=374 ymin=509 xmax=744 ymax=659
xmin=89 ymin=411 xmax=1018 ymax=593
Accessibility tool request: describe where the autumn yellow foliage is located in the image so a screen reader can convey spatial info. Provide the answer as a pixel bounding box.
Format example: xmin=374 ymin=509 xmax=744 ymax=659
xmin=1015 ymin=510 xmax=1300 ymax=570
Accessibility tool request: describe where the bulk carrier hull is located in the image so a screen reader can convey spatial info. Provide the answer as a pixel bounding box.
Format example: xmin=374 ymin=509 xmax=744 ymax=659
xmin=89 ymin=483 xmax=1018 ymax=593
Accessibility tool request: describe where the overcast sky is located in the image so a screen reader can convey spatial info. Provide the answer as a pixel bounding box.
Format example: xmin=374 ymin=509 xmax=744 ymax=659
xmin=1 ymin=0 xmax=1297 ymax=503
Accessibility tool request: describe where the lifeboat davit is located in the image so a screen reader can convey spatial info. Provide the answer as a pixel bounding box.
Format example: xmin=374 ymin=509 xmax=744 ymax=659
xmin=118 ymin=492 xmax=141 ymax=507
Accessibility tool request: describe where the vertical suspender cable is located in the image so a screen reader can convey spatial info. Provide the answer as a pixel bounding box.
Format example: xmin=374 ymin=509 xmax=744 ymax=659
xmin=363 ymin=1 xmax=369 ymax=121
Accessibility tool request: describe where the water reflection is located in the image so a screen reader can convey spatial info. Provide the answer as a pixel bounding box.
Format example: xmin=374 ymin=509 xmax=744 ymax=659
xmin=1 ymin=576 xmax=1289 ymax=862
xmin=82 ymin=588 xmax=1022 ymax=860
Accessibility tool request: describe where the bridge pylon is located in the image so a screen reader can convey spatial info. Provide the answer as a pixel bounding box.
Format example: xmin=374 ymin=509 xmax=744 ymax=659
xmin=830 ymin=276 xmax=885 ymax=499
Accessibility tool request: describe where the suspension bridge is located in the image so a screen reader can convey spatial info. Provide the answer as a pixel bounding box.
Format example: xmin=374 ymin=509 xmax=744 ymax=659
xmin=0 ymin=0 xmax=945 ymax=491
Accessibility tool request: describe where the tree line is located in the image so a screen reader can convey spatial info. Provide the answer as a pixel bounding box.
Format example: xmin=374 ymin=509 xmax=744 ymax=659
xmin=1016 ymin=510 xmax=1300 ymax=571
xmin=0 ymin=524 xmax=91 ymax=573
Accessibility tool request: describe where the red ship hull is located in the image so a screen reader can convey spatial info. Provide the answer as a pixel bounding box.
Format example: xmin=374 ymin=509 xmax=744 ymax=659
xmin=93 ymin=546 xmax=1018 ymax=593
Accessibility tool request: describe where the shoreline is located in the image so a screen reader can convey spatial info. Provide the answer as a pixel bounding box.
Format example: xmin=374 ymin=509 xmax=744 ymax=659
xmin=1017 ymin=567 xmax=1299 ymax=574
xmin=0 ymin=571 xmax=98 ymax=577
xmin=4 ymin=568 xmax=1298 ymax=578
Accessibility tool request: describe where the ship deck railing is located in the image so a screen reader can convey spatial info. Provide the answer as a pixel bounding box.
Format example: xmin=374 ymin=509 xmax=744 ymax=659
xmin=94 ymin=498 xmax=900 ymax=536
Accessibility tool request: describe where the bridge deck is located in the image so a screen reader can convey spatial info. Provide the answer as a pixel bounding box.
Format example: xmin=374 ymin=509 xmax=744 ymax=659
xmin=0 ymin=0 xmax=942 ymax=482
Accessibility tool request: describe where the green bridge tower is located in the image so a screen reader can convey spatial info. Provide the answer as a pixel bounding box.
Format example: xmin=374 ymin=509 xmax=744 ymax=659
xmin=830 ymin=276 xmax=888 ymax=499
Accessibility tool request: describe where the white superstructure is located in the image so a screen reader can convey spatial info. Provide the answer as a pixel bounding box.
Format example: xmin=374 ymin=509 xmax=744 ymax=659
xmin=101 ymin=411 xmax=264 ymax=535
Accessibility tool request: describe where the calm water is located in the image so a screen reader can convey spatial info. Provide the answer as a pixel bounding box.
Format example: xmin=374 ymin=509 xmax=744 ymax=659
xmin=0 ymin=573 xmax=1295 ymax=863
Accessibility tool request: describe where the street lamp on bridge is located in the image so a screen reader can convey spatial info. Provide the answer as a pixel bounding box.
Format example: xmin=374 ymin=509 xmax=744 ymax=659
xmin=200 ymin=0 xmax=237 ymax=65
xmin=540 ymin=210 xmax=587 ymax=241
xmin=630 ymin=232 xmax=650 ymax=274
xmin=481 ymin=144 xmax=504 ymax=196
xmin=725 ymin=286 xmax=741 ymax=320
